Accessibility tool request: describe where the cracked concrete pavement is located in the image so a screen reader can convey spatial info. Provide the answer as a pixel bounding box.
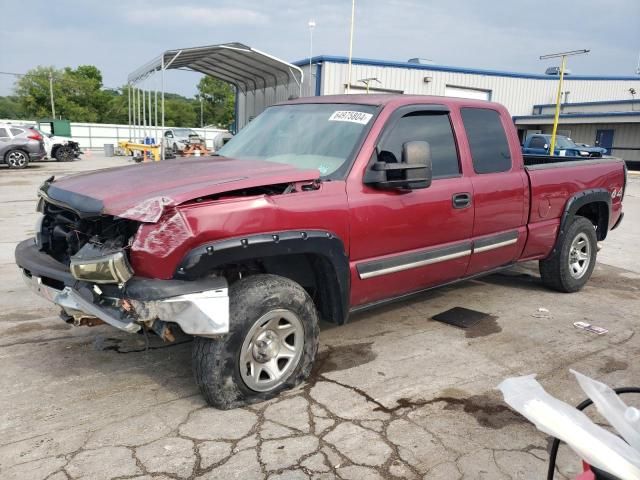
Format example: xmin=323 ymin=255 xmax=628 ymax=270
xmin=0 ymin=156 xmax=639 ymax=479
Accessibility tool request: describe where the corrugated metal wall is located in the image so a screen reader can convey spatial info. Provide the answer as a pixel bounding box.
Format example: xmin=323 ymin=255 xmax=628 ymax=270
xmin=320 ymin=62 xmax=640 ymax=116
xmin=236 ymin=60 xmax=640 ymax=130
xmin=539 ymin=123 xmax=640 ymax=161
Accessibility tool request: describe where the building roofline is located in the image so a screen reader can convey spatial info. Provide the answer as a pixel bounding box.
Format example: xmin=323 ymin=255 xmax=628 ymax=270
xmin=513 ymin=111 xmax=640 ymax=120
xmin=293 ymin=55 xmax=640 ymax=81
xmin=533 ymin=99 xmax=640 ymax=108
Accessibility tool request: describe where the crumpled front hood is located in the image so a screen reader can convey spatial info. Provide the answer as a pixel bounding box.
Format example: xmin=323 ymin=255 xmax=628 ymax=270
xmin=41 ymin=157 xmax=320 ymax=222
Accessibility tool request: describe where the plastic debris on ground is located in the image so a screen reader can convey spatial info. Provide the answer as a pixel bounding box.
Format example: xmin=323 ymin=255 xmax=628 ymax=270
xmin=574 ymin=321 xmax=608 ymax=335
xmin=498 ymin=373 xmax=640 ymax=480
xmin=532 ymin=307 xmax=552 ymax=319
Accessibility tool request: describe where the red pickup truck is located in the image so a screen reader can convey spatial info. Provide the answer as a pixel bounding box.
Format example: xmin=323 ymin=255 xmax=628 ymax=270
xmin=15 ymin=95 xmax=626 ymax=409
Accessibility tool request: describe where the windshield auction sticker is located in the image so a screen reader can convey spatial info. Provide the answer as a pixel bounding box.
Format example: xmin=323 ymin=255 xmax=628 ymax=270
xmin=328 ymin=111 xmax=373 ymax=125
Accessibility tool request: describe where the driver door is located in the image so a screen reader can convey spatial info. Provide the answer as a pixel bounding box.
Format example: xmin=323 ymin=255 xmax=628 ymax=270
xmin=347 ymin=105 xmax=474 ymax=307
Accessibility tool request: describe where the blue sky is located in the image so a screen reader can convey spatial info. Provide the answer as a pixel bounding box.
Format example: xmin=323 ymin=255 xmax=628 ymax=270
xmin=1 ymin=0 xmax=639 ymax=97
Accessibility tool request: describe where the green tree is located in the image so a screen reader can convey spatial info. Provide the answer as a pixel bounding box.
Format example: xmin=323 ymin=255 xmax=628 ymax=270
xmin=163 ymin=95 xmax=197 ymax=127
xmin=196 ymin=77 xmax=235 ymax=128
xmin=0 ymin=96 xmax=25 ymax=119
xmin=14 ymin=65 xmax=109 ymax=122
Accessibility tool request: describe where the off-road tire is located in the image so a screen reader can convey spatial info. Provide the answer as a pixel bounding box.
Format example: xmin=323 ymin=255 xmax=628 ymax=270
xmin=539 ymin=216 xmax=597 ymax=293
xmin=54 ymin=145 xmax=74 ymax=162
xmin=5 ymin=149 xmax=29 ymax=169
xmin=192 ymin=274 xmax=319 ymax=409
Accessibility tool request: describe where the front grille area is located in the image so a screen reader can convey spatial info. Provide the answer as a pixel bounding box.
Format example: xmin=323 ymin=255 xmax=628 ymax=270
xmin=40 ymin=200 xmax=140 ymax=265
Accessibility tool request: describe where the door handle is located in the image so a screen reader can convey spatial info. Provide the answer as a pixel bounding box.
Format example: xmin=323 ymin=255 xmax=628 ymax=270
xmin=452 ymin=192 xmax=471 ymax=209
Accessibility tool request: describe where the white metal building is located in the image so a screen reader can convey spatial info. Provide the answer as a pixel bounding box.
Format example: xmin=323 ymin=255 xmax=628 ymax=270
xmin=237 ymin=55 xmax=640 ymax=162
xmin=513 ymin=100 xmax=640 ymax=161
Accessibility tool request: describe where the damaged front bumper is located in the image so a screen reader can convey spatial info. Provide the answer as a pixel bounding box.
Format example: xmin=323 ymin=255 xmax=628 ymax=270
xmin=15 ymin=239 xmax=229 ymax=338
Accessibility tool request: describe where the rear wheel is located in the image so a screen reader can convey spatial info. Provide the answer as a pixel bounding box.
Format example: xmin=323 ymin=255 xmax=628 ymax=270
xmin=5 ymin=150 xmax=29 ymax=169
xmin=539 ymin=216 xmax=597 ymax=292
xmin=192 ymin=274 xmax=319 ymax=409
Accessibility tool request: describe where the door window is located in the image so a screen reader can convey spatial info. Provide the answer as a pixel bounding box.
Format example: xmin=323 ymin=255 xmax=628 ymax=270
xmin=378 ymin=112 xmax=460 ymax=178
xmin=461 ymin=108 xmax=512 ymax=174
xmin=10 ymin=128 xmax=24 ymax=136
xmin=0 ymin=128 xmax=9 ymax=138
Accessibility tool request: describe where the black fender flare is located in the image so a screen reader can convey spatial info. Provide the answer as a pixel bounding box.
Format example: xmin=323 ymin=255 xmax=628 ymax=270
xmin=553 ymin=188 xmax=611 ymax=254
xmin=175 ymin=230 xmax=350 ymax=325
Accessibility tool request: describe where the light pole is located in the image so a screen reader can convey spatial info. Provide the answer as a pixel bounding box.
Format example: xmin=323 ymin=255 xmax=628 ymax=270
xmin=308 ymin=19 xmax=316 ymax=94
xmin=200 ymin=95 xmax=204 ymax=128
xmin=358 ymin=77 xmax=380 ymax=94
xmin=48 ymin=72 xmax=56 ymax=118
xmin=347 ymin=0 xmax=355 ymax=93
xmin=539 ymin=49 xmax=589 ymax=156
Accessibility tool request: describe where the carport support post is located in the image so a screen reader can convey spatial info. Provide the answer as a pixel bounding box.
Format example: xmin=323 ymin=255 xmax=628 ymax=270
xmin=138 ymin=88 xmax=142 ymax=142
xmin=142 ymin=87 xmax=147 ymax=140
xmin=161 ymin=57 xmax=165 ymax=161
xmin=148 ymin=83 xmax=153 ymax=142
xmin=131 ymin=86 xmax=135 ymax=142
xmin=127 ymin=84 xmax=131 ymax=141
xmin=154 ymin=81 xmax=158 ymax=147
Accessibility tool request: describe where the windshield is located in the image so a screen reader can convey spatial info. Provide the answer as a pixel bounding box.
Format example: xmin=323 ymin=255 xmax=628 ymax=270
xmin=555 ymin=136 xmax=577 ymax=149
xmin=174 ymin=129 xmax=197 ymax=137
xmin=218 ymin=103 xmax=377 ymax=178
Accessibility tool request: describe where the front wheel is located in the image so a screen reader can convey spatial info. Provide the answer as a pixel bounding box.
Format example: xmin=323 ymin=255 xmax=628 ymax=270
xmin=54 ymin=145 xmax=74 ymax=162
xmin=192 ymin=274 xmax=319 ymax=409
xmin=539 ymin=216 xmax=597 ymax=293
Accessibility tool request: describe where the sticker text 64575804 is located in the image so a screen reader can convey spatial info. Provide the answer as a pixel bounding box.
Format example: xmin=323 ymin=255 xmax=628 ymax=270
xmin=328 ymin=111 xmax=373 ymax=125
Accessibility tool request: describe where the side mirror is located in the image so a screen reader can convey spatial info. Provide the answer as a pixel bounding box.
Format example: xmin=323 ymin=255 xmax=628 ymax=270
xmin=165 ymin=132 xmax=174 ymax=138
xmin=364 ymin=141 xmax=433 ymax=190
xmin=544 ymin=144 xmax=549 ymax=149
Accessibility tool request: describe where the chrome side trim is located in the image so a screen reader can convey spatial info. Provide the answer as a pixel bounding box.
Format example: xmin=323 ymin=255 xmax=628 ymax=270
xmin=473 ymin=238 xmax=518 ymax=253
xmin=359 ymin=249 xmax=471 ymax=279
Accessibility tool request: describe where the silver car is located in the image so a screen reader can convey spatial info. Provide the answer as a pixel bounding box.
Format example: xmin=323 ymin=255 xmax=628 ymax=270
xmin=0 ymin=124 xmax=46 ymax=169
xmin=164 ymin=128 xmax=199 ymax=153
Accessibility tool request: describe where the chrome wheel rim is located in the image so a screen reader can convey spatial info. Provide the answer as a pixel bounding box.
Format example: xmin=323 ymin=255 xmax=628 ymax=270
xmin=240 ymin=309 xmax=304 ymax=392
xmin=568 ymin=232 xmax=591 ymax=279
xmin=7 ymin=151 xmax=27 ymax=167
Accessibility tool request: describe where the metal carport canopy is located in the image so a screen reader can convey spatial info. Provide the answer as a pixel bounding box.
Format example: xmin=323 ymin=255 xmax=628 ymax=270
xmin=127 ymin=42 xmax=303 ymax=94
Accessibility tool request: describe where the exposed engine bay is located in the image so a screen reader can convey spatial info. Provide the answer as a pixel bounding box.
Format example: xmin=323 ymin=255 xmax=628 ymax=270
xmin=38 ymin=200 xmax=140 ymax=265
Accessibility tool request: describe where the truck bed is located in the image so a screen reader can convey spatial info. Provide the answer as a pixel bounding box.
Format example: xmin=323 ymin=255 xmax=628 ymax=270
xmin=520 ymin=155 xmax=626 ymax=260
xmin=523 ymin=154 xmax=611 ymax=168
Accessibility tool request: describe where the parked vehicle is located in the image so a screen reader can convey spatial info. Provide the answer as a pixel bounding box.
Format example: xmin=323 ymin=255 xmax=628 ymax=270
xmin=0 ymin=124 xmax=46 ymax=169
xmin=34 ymin=128 xmax=82 ymax=162
xmin=15 ymin=95 xmax=626 ymax=408
xmin=522 ymin=134 xmax=607 ymax=157
xmin=164 ymin=128 xmax=199 ymax=153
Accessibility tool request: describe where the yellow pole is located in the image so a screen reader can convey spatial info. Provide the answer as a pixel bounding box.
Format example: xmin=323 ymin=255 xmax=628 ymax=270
xmin=347 ymin=0 xmax=355 ymax=93
xmin=549 ymin=55 xmax=567 ymax=157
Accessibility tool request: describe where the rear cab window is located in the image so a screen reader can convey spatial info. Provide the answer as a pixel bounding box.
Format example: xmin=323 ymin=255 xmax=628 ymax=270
xmin=528 ymin=136 xmax=547 ymax=149
xmin=460 ymin=108 xmax=512 ymax=174
xmin=378 ymin=110 xmax=460 ymax=179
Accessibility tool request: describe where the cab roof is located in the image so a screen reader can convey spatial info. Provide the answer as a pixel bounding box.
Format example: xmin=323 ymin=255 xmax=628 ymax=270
xmin=281 ymin=94 xmax=506 ymax=111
